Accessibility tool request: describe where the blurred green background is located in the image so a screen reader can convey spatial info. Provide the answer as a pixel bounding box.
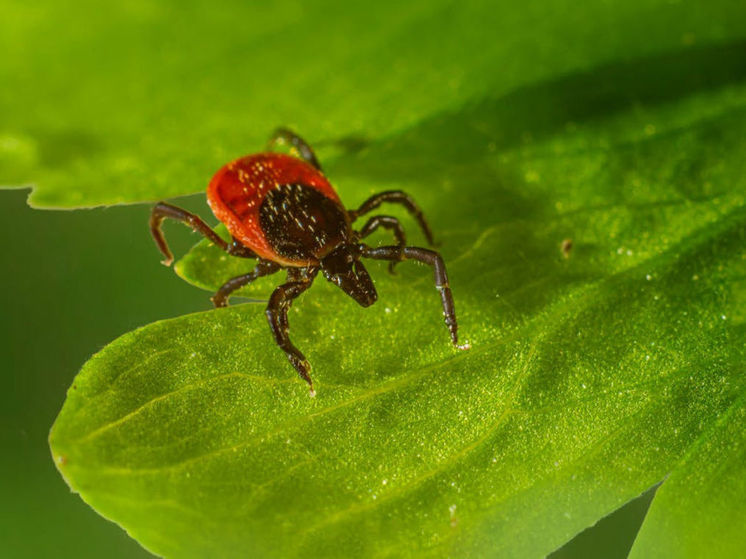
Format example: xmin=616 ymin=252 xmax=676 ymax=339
xmin=0 ymin=192 xmax=205 ymax=557
xmin=0 ymin=190 xmax=652 ymax=558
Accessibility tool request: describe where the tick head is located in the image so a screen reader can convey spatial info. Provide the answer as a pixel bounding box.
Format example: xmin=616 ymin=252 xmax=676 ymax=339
xmin=321 ymin=244 xmax=377 ymax=307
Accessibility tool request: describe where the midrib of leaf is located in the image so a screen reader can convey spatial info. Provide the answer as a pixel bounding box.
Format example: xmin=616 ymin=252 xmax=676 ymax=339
xmin=66 ymin=342 xmax=478 ymax=475
xmin=73 ymin=371 xmax=259 ymax=445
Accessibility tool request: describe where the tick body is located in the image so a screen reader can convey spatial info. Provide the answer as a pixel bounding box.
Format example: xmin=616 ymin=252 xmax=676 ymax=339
xmin=150 ymin=128 xmax=468 ymax=395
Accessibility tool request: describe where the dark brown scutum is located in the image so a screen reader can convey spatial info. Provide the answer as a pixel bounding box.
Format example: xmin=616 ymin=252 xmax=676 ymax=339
xmin=259 ymin=183 xmax=349 ymax=261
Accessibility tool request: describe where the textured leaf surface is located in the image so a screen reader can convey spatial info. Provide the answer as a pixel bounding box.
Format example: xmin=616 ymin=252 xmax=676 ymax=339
xmin=50 ymin=50 xmax=746 ymax=559
xmin=3 ymin=0 xmax=746 ymax=207
xmin=630 ymin=393 xmax=746 ymax=558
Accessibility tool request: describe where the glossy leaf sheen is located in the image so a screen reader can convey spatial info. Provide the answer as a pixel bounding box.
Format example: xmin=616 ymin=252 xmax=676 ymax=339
xmin=27 ymin=0 xmax=746 ymax=557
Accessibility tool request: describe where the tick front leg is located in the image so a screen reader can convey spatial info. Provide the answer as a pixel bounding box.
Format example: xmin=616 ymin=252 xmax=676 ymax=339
xmin=150 ymin=202 xmax=257 ymax=266
xmin=349 ymin=191 xmax=435 ymax=246
xmin=267 ymin=128 xmax=322 ymax=171
xmin=266 ymin=278 xmax=316 ymax=395
xmin=211 ymin=260 xmax=280 ymax=308
xmin=361 ymin=245 xmax=469 ymax=350
xmin=357 ymin=215 xmax=407 ymax=273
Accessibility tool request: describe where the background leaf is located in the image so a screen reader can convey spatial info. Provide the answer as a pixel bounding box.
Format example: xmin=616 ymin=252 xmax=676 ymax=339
xmin=2 ymin=0 xmax=746 ymax=207
xmin=630 ymin=393 xmax=746 ymax=558
xmin=3 ymin=0 xmax=744 ymax=556
xmin=50 ymin=68 xmax=746 ymax=558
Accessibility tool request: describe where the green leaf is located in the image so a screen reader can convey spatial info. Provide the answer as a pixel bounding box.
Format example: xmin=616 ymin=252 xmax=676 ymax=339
xmin=50 ymin=55 xmax=746 ymax=557
xmin=3 ymin=0 xmax=746 ymax=207
xmin=629 ymin=393 xmax=746 ymax=558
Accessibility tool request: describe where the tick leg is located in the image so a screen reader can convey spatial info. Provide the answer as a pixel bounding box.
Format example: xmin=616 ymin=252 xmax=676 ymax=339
xmin=348 ymin=191 xmax=435 ymax=246
xmin=361 ymin=245 xmax=468 ymax=350
xmin=211 ymin=260 xmax=281 ymax=308
xmin=357 ymin=215 xmax=406 ymax=274
xmin=278 ymin=267 xmax=318 ymax=333
xmin=267 ymin=128 xmax=322 ymax=171
xmin=228 ymin=236 xmax=259 ymax=258
xmin=266 ymin=272 xmax=317 ymax=395
xmin=150 ymin=202 xmax=257 ymax=266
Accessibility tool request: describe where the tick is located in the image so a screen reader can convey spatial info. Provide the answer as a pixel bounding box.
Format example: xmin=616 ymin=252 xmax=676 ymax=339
xmin=150 ymin=128 xmax=468 ymax=395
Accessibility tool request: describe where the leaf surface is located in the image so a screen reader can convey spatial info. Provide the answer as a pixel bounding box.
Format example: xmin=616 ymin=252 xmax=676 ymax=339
xmin=629 ymin=393 xmax=746 ymax=558
xmin=51 ymin=48 xmax=746 ymax=557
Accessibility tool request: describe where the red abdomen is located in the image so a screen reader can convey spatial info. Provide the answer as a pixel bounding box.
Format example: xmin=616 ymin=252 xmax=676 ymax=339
xmin=207 ymin=153 xmax=342 ymax=265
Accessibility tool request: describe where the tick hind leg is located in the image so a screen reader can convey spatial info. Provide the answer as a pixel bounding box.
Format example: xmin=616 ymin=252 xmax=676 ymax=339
xmin=267 ymin=128 xmax=322 ymax=171
xmin=349 ymin=191 xmax=435 ymax=246
xmin=361 ymin=245 xmax=469 ymax=350
xmin=357 ymin=215 xmax=407 ymax=273
xmin=150 ymin=202 xmax=257 ymax=266
xmin=211 ymin=259 xmax=281 ymax=308
xmin=266 ymin=268 xmax=318 ymax=395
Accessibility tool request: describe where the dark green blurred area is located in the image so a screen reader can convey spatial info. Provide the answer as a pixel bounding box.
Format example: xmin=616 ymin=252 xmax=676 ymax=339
xmin=0 ymin=189 xmax=653 ymax=557
xmin=0 ymin=191 xmax=207 ymax=558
